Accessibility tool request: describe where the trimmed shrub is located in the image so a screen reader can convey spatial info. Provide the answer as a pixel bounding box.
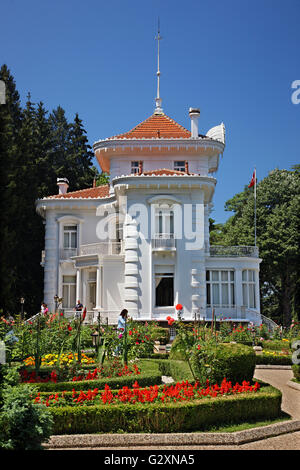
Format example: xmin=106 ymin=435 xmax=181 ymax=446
xmin=292 ymin=365 xmax=300 ymax=381
xmin=152 ymin=327 xmax=170 ymax=345
xmin=30 ymin=372 xmax=161 ymax=392
xmin=48 ymin=385 xmax=282 ymax=434
xmin=255 ymin=354 xmax=292 ymax=366
xmin=191 ymin=343 xmax=256 ymax=385
xmin=139 ymin=353 xmax=170 ymax=360
xmin=262 ymin=340 xmax=291 ymax=351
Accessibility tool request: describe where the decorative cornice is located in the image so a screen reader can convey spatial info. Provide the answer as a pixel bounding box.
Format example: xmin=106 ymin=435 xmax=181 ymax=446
xmin=93 ymin=137 xmax=224 ymax=153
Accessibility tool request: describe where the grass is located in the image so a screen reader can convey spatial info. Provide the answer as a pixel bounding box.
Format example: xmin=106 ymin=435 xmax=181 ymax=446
xmin=204 ymin=412 xmax=291 ymax=433
xmin=94 ymin=413 xmax=291 ymax=435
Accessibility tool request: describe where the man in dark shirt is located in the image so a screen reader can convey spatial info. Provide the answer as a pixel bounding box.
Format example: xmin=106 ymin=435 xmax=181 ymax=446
xmin=74 ymin=300 xmax=83 ymax=319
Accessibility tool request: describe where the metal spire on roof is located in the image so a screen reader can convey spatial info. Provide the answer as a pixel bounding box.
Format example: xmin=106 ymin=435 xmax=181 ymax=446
xmin=154 ymin=18 xmax=163 ymax=114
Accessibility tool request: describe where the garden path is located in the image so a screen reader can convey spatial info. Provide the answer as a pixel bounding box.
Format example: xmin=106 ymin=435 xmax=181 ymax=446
xmin=253 ymin=368 xmax=300 ymax=419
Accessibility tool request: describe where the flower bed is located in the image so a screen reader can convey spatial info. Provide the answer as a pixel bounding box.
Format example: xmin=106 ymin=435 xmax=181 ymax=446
xmin=24 ymin=359 xmax=162 ymax=392
xmin=23 ymin=352 xmax=95 ymax=367
xmin=33 ymin=378 xmax=261 ymax=408
xmin=20 ymin=363 xmax=141 ymax=384
xmin=43 ymin=382 xmax=282 ymax=434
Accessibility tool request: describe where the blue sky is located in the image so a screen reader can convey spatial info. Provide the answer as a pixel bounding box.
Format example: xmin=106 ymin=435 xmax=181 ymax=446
xmin=1 ymin=0 xmax=299 ymax=223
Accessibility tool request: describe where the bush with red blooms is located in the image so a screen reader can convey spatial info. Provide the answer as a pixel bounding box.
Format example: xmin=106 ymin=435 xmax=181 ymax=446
xmin=72 ymin=362 xmax=141 ymax=382
xmin=126 ymin=321 xmax=156 ymax=358
xmin=20 ymin=359 xmax=141 ymax=384
xmin=20 ymin=369 xmax=58 ymax=383
xmin=32 ymin=378 xmax=260 ymax=407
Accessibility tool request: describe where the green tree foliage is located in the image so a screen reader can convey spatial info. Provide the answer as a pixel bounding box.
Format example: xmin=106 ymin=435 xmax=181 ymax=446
xmin=0 ymin=65 xmax=100 ymax=316
xmin=215 ymin=168 xmax=300 ymax=325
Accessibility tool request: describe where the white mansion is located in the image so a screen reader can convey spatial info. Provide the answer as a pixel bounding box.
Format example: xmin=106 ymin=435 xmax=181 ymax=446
xmin=36 ymin=99 xmax=263 ymax=327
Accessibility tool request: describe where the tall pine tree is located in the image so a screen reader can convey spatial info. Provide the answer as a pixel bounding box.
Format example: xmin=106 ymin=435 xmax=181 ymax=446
xmin=0 ymin=66 xmax=101 ymax=315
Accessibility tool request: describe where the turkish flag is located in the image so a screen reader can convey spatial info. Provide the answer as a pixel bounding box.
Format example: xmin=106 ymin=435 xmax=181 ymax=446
xmin=82 ymin=307 xmax=87 ymax=321
xmin=248 ymin=170 xmax=256 ymax=188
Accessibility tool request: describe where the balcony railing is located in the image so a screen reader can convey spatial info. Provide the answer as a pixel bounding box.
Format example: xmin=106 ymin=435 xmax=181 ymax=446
xmin=209 ymin=245 xmax=259 ymax=258
xmin=80 ymin=242 xmax=123 ymax=256
xmin=152 ymin=234 xmax=176 ymax=251
xmin=59 ymin=248 xmax=78 ymax=260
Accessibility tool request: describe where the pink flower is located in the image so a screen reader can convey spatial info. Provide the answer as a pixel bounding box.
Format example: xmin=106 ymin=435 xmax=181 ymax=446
xmin=118 ymin=333 xmax=123 ymax=339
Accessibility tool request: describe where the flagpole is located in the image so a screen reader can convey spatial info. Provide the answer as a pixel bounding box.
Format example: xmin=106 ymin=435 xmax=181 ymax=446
xmin=254 ymin=167 xmax=257 ymax=247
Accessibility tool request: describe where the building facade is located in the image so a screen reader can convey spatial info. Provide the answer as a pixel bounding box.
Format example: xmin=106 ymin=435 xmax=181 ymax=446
xmin=36 ymin=104 xmax=263 ymax=326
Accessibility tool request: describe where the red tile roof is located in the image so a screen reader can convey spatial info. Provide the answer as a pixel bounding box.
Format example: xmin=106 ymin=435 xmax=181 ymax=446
xmin=47 ymin=184 xmax=110 ymax=199
xmin=109 ymin=113 xmax=191 ymax=139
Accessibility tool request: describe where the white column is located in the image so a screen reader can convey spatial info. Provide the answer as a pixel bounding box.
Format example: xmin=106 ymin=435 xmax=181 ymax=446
xmin=255 ymin=268 xmax=260 ymax=313
xmin=96 ymin=267 xmax=101 ymax=308
xmin=76 ymin=269 xmax=81 ymax=301
xmin=235 ymin=268 xmax=243 ymax=318
xmin=44 ymin=211 xmax=58 ymax=313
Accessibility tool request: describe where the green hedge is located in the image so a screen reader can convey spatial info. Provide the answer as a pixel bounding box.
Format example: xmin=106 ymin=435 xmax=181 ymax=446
xmin=262 ymin=340 xmax=291 ymax=351
xmin=292 ymin=365 xmax=300 ymax=381
xmin=191 ymin=343 xmax=256 ymax=385
xmin=151 ymin=327 xmax=170 ymax=345
xmin=48 ymin=385 xmax=282 ymax=434
xmin=255 ymin=354 xmax=292 ymax=366
xmin=139 ymin=353 xmax=170 ymax=360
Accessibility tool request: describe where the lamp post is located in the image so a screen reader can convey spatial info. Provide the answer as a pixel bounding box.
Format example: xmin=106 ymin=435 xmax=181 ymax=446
xmin=91 ymin=331 xmax=99 ymax=349
xmin=20 ymin=297 xmax=25 ymax=320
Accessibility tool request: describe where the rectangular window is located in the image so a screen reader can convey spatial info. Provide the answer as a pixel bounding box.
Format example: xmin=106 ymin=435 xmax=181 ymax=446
xmin=63 ymin=225 xmax=77 ymax=249
xmin=62 ymin=275 xmax=76 ymax=308
xmin=155 ymin=272 xmax=174 ymax=307
xmin=131 ymin=161 xmax=140 ymax=174
xmin=174 ymin=161 xmax=186 ymax=172
xmin=242 ymin=270 xmax=256 ymax=309
xmin=155 ymin=209 xmax=174 ymax=236
xmin=206 ymin=270 xmax=235 ymax=307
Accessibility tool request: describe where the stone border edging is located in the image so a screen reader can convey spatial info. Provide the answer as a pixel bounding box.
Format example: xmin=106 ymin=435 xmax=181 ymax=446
xmin=44 ymin=420 xmax=300 ymax=449
xmin=255 ymin=365 xmax=292 ymax=370
xmin=287 ymin=380 xmax=300 ymax=391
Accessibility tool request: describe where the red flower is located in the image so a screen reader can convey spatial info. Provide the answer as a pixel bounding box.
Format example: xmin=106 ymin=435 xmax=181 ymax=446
xmin=167 ymin=317 xmax=175 ymax=326
xmin=68 ymin=325 xmax=72 ymax=331
xmin=129 ymin=330 xmax=132 ymax=336
xmin=176 ymin=304 xmax=183 ymax=311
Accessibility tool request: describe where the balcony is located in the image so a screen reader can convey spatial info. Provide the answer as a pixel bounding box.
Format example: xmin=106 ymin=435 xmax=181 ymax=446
xmin=59 ymin=248 xmax=78 ymax=260
xmin=152 ymin=234 xmax=176 ymax=252
xmin=209 ymin=245 xmax=259 ymax=258
xmin=79 ymin=242 xmax=123 ymax=256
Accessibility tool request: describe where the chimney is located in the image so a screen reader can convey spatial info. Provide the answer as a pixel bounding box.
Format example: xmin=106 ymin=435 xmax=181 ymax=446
xmin=185 ymin=161 xmax=189 ymax=174
xmin=57 ymin=177 xmax=69 ymax=195
xmin=189 ymin=108 xmax=200 ymax=138
xmin=93 ymin=177 xmax=96 ymax=188
xmin=138 ymin=161 xmax=143 ymax=175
